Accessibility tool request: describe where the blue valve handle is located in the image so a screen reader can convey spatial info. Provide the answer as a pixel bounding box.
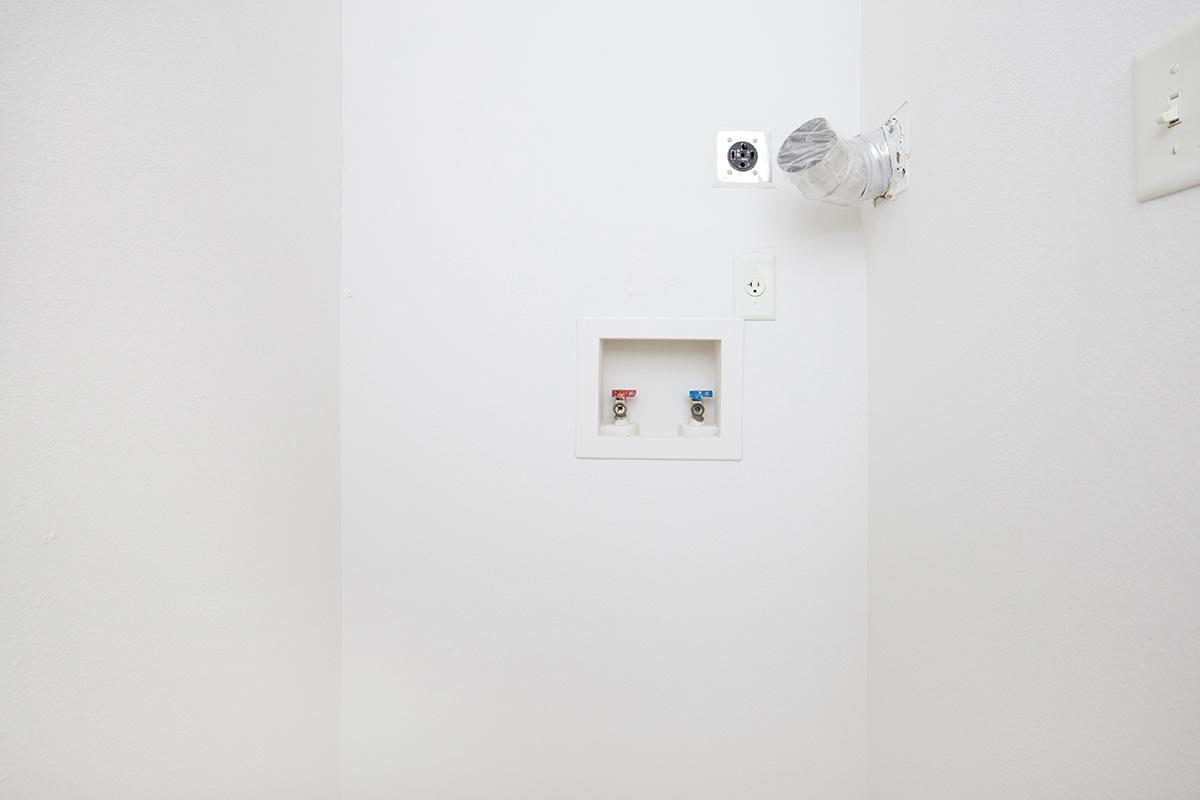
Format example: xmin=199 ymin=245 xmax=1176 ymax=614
xmin=688 ymin=390 xmax=714 ymax=400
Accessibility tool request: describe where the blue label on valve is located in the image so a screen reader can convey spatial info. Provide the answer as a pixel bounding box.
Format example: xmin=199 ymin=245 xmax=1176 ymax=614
xmin=689 ymin=390 xmax=713 ymax=400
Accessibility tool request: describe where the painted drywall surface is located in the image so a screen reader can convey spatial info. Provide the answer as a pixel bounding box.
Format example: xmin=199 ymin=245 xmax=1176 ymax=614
xmin=341 ymin=0 xmax=866 ymax=797
xmin=861 ymin=1 xmax=1200 ymax=797
xmin=0 ymin=2 xmax=341 ymax=797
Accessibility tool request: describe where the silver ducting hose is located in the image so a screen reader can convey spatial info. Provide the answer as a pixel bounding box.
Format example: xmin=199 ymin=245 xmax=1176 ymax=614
xmin=777 ymin=114 xmax=906 ymax=206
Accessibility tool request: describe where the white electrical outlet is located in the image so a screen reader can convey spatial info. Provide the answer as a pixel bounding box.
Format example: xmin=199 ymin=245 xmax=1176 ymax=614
xmin=734 ymin=253 xmax=776 ymax=320
xmin=715 ymin=130 xmax=772 ymax=186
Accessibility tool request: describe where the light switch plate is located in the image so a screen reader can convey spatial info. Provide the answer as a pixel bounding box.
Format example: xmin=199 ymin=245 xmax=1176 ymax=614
xmin=734 ymin=253 xmax=776 ymax=320
xmin=1134 ymin=16 xmax=1200 ymax=201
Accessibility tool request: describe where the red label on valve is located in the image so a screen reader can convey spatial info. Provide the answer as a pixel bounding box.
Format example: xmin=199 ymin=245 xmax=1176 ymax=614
xmin=611 ymin=389 xmax=637 ymax=400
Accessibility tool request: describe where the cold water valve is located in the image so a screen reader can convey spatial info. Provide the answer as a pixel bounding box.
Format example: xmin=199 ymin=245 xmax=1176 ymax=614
xmin=679 ymin=389 xmax=717 ymax=438
xmin=688 ymin=389 xmax=712 ymax=423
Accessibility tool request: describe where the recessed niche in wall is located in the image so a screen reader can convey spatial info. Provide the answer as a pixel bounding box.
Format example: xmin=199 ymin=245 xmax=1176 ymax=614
xmin=575 ymin=318 xmax=744 ymax=460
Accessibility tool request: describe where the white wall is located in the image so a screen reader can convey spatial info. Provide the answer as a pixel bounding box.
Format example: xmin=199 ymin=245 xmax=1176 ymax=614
xmin=341 ymin=1 xmax=867 ymax=797
xmin=862 ymin=1 xmax=1200 ymax=797
xmin=22 ymin=2 xmax=1192 ymax=795
xmin=0 ymin=2 xmax=341 ymax=797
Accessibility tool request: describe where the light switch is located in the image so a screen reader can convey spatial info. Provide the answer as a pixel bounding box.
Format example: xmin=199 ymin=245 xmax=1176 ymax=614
xmin=1134 ymin=17 xmax=1200 ymax=201
xmin=1155 ymin=91 xmax=1182 ymax=128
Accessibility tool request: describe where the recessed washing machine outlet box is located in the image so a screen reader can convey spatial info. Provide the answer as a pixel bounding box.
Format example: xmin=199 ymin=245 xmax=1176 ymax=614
xmin=575 ymin=318 xmax=744 ymax=461
xmin=715 ymin=130 xmax=772 ymax=186
xmin=1134 ymin=16 xmax=1200 ymax=201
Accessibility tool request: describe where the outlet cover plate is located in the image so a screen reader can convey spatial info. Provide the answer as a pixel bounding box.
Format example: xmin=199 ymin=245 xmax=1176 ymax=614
xmin=734 ymin=253 xmax=776 ymax=320
xmin=1134 ymin=16 xmax=1200 ymax=201
xmin=715 ymin=130 xmax=772 ymax=186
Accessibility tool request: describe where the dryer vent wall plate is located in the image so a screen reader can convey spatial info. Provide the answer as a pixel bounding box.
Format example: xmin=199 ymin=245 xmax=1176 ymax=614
xmin=1134 ymin=15 xmax=1200 ymax=201
xmin=715 ymin=130 xmax=772 ymax=186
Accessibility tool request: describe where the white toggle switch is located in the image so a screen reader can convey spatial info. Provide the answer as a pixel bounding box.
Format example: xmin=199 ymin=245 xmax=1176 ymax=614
xmin=1135 ymin=16 xmax=1200 ymax=200
xmin=734 ymin=253 xmax=776 ymax=320
xmin=1156 ymin=91 xmax=1183 ymax=127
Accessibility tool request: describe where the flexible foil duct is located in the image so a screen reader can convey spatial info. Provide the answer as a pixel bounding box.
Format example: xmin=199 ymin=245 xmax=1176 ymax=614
xmin=776 ymin=117 xmax=894 ymax=206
